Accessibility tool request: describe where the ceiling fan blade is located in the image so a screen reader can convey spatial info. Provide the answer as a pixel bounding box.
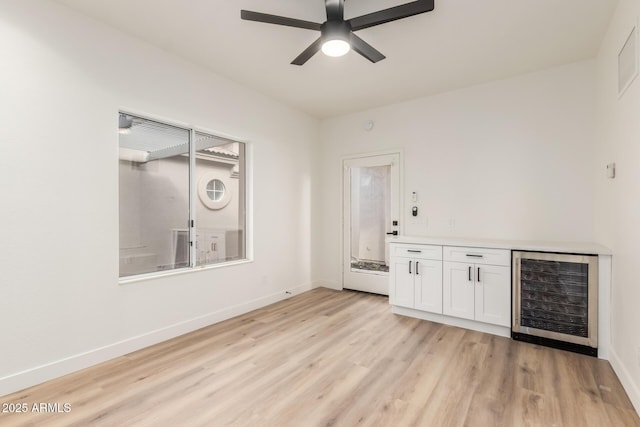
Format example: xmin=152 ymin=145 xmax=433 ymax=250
xmin=325 ymin=0 xmax=344 ymax=21
xmin=348 ymin=0 xmax=434 ymax=31
xmin=350 ymin=34 xmax=386 ymax=63
xmin=291 ymin=38 xmax=323 ymax=66
xmin=351 ymin=33 xmax=386 ymax=63
xmin=241 ymin=10 xmax=322 ymax=31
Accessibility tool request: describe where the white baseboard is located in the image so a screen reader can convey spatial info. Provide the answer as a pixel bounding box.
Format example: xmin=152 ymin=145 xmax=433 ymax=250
xmin=311 ymin=279 xmax=341 ymax=290
xmin=0 ymin=283 xmax=313 ymax=397
xmin=284 ymin=282 xmax=313 ymax=297
xmin=609 ymin=348 xmax=640 ymax=416
xmin=392 ymin=306 xmax=511 ymax=338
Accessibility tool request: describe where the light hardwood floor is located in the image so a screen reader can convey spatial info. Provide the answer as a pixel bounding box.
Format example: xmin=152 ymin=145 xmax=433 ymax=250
xmin=1 ymin=288 xmax=638 ymax=426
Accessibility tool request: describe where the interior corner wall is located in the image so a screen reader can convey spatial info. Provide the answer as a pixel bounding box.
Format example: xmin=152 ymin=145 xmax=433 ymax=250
xmin=316 ymin=60 xmax=597 ymax=290
xmin=0 ymin=0 xmax=318 ymax=396
xmin=594 ymin=0 xmax=640 ymax=413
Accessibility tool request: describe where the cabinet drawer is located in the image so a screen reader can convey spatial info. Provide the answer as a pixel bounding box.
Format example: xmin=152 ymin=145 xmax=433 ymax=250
xmin=443 ymin=246 xmax=510 ymax=266
xmin=391 ymin=244 xmax=442 ymax=260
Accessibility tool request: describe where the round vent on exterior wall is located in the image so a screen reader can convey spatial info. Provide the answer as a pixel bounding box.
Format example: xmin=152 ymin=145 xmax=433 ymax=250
xmin=198 ymin=173 xmax=231 ymax=210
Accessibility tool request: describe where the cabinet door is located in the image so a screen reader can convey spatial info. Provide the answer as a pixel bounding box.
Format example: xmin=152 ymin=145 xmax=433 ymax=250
xmin=474 ymin=264 xmax=511 ymax=327
xmin=204 ymin=232 xmax=220 ymax=264
xmin=414 ymin=259 xmax=443 ymax=314
xmin=443 ymin=261 xmax=475 ymax=320
xmin=389 ymin=258 xmax=414 ymax=308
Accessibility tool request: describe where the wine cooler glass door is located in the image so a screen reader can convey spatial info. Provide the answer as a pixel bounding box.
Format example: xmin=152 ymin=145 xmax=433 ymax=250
xmin=512 ymin=251 xmax=598 ymax=349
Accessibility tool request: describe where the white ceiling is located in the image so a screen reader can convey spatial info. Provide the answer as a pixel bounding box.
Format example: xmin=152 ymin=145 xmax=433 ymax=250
xmin=57 ymin=0 xmax=618 ymax=119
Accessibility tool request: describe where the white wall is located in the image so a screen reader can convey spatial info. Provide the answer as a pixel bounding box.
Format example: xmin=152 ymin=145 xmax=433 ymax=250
xmin=594 ymin=0 xmax=640 ymax=413
xmin=0 ymin=0 xmax=317 ymax=395
xmin=314 ymin=61 xmax=597 ymax=288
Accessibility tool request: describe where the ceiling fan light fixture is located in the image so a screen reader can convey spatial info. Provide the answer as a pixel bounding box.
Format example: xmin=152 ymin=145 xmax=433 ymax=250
xmin=321 ymin=39 xmax=350 ymax=57
xmin=320 ymin=20 xmax=351 ymax=58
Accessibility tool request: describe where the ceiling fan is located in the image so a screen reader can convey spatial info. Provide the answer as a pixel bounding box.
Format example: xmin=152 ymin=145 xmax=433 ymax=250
xmin=240 ymin=0 xmax=435 ymax=65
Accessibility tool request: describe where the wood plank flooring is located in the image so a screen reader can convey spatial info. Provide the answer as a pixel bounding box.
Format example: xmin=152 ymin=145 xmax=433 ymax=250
xmin=1 ymin=288 xmax=638 ymax=426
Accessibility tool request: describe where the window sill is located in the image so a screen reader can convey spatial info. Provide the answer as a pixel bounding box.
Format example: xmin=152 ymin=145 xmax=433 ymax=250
xmin=118 ymin=258 xmax=254 ymax=285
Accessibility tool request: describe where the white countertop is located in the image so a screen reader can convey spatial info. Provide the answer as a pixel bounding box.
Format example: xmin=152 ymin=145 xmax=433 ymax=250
xmin=387 ymin=235 xmax=612 ymax=256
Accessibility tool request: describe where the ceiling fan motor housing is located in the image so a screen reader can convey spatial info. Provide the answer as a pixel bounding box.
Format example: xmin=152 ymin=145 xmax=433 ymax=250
xmin=321 ymin=20 xmax=352 ymax=44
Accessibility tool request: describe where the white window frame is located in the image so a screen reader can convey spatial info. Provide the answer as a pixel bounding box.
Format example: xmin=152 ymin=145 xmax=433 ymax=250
xmin=118 ymin=110 xmax=253 ymax=284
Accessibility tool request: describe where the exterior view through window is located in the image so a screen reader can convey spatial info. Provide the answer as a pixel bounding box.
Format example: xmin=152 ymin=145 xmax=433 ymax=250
xmin=118 ymin=113 xmax=247 ymax=278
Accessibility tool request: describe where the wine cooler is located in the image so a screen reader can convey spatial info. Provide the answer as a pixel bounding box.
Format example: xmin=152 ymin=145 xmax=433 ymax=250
xmin=512 ymin=251 xmax=598 ymax=356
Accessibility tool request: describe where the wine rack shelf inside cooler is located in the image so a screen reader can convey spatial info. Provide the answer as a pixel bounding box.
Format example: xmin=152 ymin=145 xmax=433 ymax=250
xmin=519 ymin=259 xmax=589 ymax=338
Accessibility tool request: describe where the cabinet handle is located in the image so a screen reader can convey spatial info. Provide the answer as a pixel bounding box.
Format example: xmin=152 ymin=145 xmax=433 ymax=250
xmin=477 ymin=267 xmax=480 ymax=283
xmin=407 ymin=250 xmax=422 ymax=253
xmin=416 ymin=262 xmax=420 ymax=275
xmin=466 ymin=254 xmax=484 ymax=258
xmin=409 ymin=261 xmax=412 ymax=274
xmin=468 ymin=266 xmax=472 ymax=282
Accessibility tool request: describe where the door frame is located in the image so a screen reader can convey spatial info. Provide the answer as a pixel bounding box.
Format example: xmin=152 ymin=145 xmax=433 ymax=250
xmin=341 ymin=149 xmax=404 ymax=294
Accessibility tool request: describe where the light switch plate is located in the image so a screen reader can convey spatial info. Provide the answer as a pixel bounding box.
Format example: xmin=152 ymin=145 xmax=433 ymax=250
xmin=606 ymin=163 xmax=616 ymax=179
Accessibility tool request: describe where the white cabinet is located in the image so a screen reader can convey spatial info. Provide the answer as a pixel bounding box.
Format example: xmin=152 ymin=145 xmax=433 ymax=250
xmin=415 ymin=259 xmax=443 ymax=313
xmin=389 ymin=244 xmax=442 ymax=313
xmin=389 ymin=242 xmax=511 ymax=334
xmin=443 ymin=246 xmax=511 ymax=327
xmin=196 ymin=229 xmax=226 ymax=265
xmin=172 ymin=228 xmax=227 ymax=267
xmin=474 ymin=264 xmax=511 ymax=326
xmin=442 ymin=261 xmax=475 ymax=320
xmin=390 ymin=257 xmax=414 ymax=308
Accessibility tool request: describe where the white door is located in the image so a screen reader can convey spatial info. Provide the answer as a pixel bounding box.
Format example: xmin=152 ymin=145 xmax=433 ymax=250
xmin=474 ymin=264 xmax=511 ymax=327
xmin=343 ymin=153 xmax=400 ymax=295
xmin=443 ymin=261 xmax=475 ymax=320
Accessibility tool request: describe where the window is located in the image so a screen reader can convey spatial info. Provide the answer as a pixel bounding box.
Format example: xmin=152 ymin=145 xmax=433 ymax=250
xmin=207 ymin=179 xmax=225 ymax=201
xmin=118 ymin=113 xmax=248 ymax=279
